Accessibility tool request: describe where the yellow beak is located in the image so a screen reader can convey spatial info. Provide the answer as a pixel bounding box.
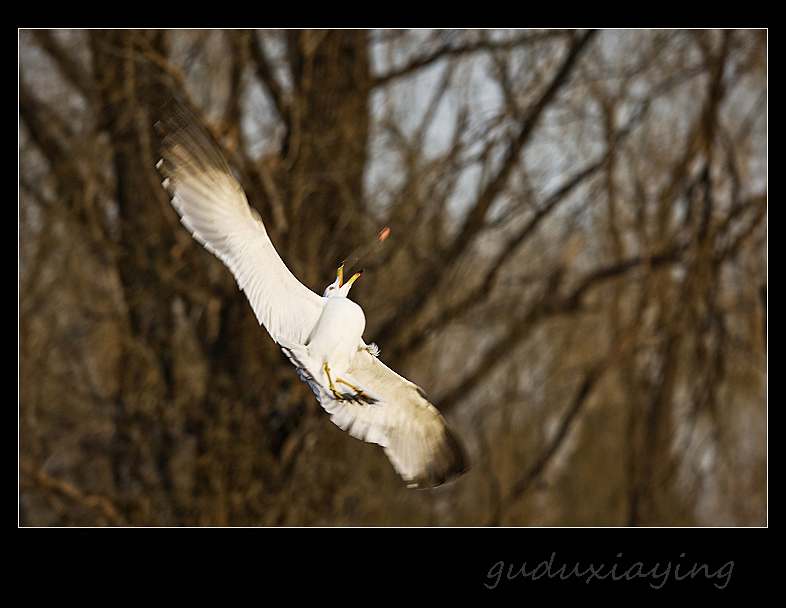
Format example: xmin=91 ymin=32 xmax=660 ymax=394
xmin=337 ymin=262 xmax=361 ymax=287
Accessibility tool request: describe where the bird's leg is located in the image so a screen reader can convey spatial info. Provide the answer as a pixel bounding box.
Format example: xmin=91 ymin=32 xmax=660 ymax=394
xmin=336 ymin=378 xmax=373 ymax=402
xmin=324 ymin=363 xmax=345 ymax=401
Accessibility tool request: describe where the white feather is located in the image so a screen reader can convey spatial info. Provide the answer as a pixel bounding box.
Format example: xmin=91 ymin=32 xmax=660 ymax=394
xmin=157 ymin=104 xmax=323 ymax=345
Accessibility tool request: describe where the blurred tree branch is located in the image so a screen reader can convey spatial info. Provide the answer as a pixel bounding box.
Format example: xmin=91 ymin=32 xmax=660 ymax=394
xmin=374 ymin=30 xmax=598 ymax=352
xmin=372 ymin=30 xmax=570 ymax=87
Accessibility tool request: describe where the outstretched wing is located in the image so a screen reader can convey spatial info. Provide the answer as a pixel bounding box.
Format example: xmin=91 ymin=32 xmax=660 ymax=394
xmin=156 ymin=100 xmax=323 ymax=345
xmin=281 ymin=343 xmax=468 ymax=489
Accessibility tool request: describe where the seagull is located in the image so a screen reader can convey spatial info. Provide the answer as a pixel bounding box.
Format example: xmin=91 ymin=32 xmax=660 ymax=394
xmin=155 ymin=101 xmax=468 ymax=489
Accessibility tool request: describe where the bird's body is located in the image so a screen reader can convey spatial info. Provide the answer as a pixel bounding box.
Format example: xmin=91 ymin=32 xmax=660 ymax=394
xmin=284 ymin=291 xmax=380 ymax=405
xmin=156 ymin=100 xmax=468 ymax=489
xmin=309 ymin=296 xmax=367 ymax=376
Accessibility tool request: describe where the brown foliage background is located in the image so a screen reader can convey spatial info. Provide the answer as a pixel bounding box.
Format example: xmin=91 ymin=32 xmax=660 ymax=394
xmin=19 ymin=29 xmax=766 ymax=526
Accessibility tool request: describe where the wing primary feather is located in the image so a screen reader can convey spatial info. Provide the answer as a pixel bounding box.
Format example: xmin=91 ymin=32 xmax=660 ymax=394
xmin=155 ymin=100 xmax=324 ymax=346
xmin=280 ymin=343 xmax=469 ymax=489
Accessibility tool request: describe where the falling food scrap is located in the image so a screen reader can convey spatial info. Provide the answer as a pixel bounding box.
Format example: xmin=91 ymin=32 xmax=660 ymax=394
xmin=379 ymin=227 xmax=390 ymax=243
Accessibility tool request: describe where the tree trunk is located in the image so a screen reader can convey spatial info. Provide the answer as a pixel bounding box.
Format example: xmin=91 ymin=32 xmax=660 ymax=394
xmin=281 ymin=30 xmax=372 ymax=288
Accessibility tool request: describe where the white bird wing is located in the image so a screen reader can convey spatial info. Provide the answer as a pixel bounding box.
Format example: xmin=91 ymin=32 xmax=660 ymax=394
xmin=280 ymin=343 xmax=469 ymax=489
xmin=156 ymin=101 xmax=323 ymax=345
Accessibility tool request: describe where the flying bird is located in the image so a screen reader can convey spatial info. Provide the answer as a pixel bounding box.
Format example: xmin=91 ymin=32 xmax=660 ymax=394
xmin=155 ymin=101 xmax=468 ymax=489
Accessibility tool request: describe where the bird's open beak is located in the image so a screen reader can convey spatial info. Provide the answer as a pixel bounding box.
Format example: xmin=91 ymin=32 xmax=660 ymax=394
xmin=337 ymin=262 xmax=362 ymax=287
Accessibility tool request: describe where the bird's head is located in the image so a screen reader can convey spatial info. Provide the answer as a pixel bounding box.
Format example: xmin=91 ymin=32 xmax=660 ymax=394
xmin=323 ymin=262 xmax=363 ymax=298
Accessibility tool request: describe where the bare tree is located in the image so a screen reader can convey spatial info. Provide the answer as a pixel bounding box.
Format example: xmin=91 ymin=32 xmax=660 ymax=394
xmin=19 ymin=29 xmax=766 ymax=526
